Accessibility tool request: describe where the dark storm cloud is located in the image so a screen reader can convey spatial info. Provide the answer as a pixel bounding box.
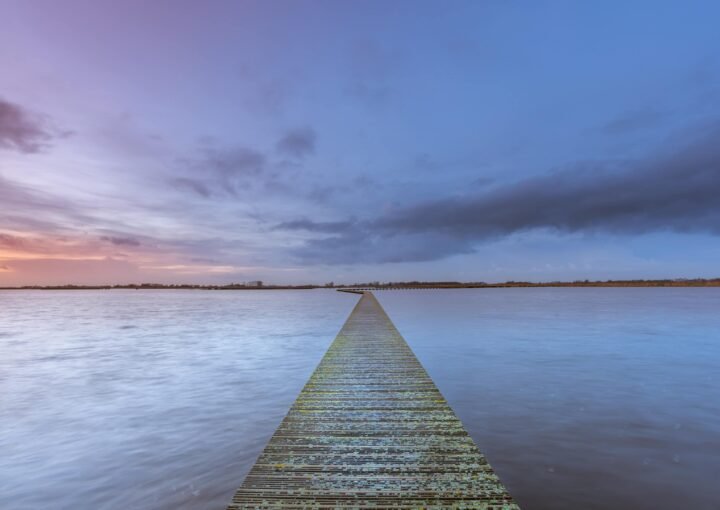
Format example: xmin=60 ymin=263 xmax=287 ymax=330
xmin=0 ymin=98 xmax=55 ymax=153
xmin=276 ymin=127 xmax=316 ymax=158
xmin=277 ymin=123 xmax=720 ymax=264
xmin=100 ymin=236 xmax=141 ymax=247
xmin=376 ymin=126 xmax=720 ymax=238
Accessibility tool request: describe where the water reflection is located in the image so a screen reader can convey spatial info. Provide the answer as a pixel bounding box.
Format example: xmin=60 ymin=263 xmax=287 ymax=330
xmin=1 ymin=290 xmax=353 ymax=510
xmin=1 ymin=288 xmax=718 ymax=510
xmin=377 ymin=288 xmax=720 ymax=510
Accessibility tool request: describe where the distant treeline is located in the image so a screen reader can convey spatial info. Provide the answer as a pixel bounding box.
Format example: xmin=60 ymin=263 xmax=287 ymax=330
xmin=339 ymin=278 xmax=720 ymax=289
xmin=2 ymin=278 xmax=720 ymax=290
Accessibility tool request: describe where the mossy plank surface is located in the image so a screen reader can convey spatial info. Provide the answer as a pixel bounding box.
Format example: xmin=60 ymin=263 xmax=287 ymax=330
xmin=229 ymin=292 xmax=520 ymax=509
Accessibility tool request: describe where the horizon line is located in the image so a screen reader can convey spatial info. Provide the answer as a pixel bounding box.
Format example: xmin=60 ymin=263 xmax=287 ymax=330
xmin=2 ymin=277 xmax=720 ymax=290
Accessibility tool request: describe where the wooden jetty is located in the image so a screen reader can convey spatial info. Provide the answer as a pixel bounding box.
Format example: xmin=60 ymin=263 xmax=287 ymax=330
xmin=228 ymin=291 xmax=520 ymax=509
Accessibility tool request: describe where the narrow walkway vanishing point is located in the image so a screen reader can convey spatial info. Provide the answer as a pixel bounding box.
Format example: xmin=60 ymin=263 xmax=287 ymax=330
xmin=228 ymin=292 xmax=520 ymax=509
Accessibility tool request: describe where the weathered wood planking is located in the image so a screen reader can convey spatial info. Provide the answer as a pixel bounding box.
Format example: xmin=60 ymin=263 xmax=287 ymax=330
xmin=229 ymin=292 xmax=520 ymax=509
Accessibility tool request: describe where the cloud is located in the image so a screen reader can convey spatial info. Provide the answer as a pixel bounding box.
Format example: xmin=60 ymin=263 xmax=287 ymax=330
xmin=0 ymin=174 xmax=103 ymax=234
xmin=274 ymin=218 xmax=355 ymax=234
xmin=0 ymin=98 xmax=55 ymax=153
xmin=173 ymin=136 xmax=327 ymax=201
xmin=376 ymin=127 xmax=720 ymax=238
xmin=0 ymin=233 xmax=25 ymax=248
xmin=171 ymin=177 xmax=211 ymax=197
xmin=249 ymin=80 xmax=289 ymax=115
xmin=345 ymin=40 xmax=398 ymax=109
xmin=93 ymin=112 xmax=166 ymax=160
xmin=189 ymin=256 xmax=219 ymax=264
xmin=471 ymin=176 xmax=495 ymax=187
xmin=346 ymin=81 xmax=393 ymax=109
xmin=0 ymin=265 xmax=9 ymax=271
xmin=291 ymin=230 xmax=474 ymax=264
xmin=276 ymin=123 xmax=720 ymax=264
xmin=100 ymin=236 xmax=141 ymax=247
xmin=202 ymin=146 xmax=265 ymax=178
xmin=176 ymin=146 xmax=267 ymax=197
xmin=235 ymin=63 xmax=291 ymax=116
xmin=307 ymin=184 xmax=337 ymax=203
xmin=276 ymin=127 xmax=316 ymax=158
xmin=600 ymin=108 xmax=667 ymax=135
xmin=0 ymin=257 xmax=140 ymax=286
xmin=274 ymin=217 xmax=474 ymax=263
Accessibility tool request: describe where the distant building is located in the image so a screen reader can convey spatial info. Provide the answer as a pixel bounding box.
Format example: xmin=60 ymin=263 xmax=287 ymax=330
xmin=246 ymin=280 xmax=263 ymax=287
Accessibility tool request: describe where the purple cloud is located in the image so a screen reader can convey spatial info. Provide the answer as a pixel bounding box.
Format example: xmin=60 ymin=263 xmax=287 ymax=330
xmin=100 ymin=236 xmax=141 ymax=247
xmin=276 ymin=127 xmax=316 ymax=158
xmin=0 ymin=98 xmax=54 ymax=153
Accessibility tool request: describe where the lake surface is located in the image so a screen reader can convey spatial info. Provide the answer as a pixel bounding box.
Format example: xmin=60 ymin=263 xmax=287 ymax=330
xmin=1 ymin=288 xmax=718 ymax=510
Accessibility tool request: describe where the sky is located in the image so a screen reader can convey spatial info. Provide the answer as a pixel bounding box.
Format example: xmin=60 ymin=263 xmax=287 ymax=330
xmin=2 ymin=0 xmax=720 ymax=285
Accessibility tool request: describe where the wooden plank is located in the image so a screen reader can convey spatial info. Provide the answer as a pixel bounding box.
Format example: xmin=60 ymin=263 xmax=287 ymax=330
xmin=229 ymin=292 xmax=520 ymax=509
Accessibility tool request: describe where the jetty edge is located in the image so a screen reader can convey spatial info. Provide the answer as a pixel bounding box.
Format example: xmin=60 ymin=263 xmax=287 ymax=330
xmin=228 ymin=291 xmax=520 ymax=509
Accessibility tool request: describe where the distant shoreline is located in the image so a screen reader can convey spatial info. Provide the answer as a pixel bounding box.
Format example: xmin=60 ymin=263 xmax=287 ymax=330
xmin=2 ymin=278 xmax=720 ymax=290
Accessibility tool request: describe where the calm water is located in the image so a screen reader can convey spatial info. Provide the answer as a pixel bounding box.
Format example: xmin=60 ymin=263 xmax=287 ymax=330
xmin=1 ymin=289 xmax=718 ymax=510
